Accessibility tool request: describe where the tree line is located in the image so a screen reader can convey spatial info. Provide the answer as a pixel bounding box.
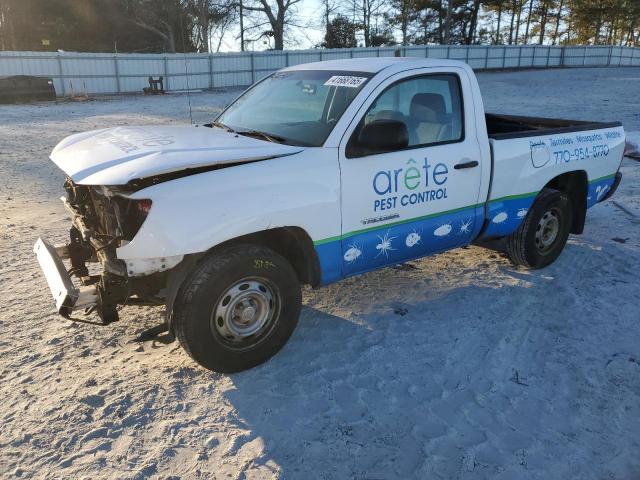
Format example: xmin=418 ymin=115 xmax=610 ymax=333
xmin=0 ymin=0 xmax=638 ymax=53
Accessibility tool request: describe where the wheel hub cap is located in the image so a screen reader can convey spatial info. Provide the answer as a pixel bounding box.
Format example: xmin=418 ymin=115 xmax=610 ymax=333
xmin=535 ymin=210 xmax=560 ymax=252
xmin=212 ymin=279 xmax=276 ymax=343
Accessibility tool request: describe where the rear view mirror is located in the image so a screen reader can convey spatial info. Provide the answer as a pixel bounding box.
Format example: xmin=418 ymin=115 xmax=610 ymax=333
xmin=349 ymin=119 xmax=409 ymax=157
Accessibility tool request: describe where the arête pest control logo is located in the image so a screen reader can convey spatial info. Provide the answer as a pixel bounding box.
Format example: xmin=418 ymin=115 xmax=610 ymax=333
xmin=371 ymin=157 xmax=449 ymax=212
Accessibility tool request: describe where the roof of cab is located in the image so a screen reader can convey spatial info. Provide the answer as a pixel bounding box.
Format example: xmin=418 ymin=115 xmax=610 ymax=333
xmin=282 ymin=57 xmax=467 ymax=74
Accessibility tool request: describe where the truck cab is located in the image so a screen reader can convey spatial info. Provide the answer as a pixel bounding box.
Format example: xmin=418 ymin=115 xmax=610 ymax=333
xmin=34 ymin=58 xmax=625 ymax=372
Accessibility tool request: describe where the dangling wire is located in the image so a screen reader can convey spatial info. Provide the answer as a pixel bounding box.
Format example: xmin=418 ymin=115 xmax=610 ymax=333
xmin=179 ymin=13 xmax=194 ymax=125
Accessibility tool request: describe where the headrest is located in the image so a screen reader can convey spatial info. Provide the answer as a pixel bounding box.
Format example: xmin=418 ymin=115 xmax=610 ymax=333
xmin=373 ymin=109 xmax=405 ymax=122
xmin=410 ymin=93 xmax=446 ymax=123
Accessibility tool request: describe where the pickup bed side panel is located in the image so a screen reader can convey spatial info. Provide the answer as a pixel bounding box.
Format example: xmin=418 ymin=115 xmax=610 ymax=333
xmin=481 ymin=126 xmax=625 ymax=238
xmin=117 ymin=149 xmax=344 ymax=284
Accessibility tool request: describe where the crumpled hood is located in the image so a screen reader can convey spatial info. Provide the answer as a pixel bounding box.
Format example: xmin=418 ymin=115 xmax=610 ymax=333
xmin=50 ymin=125 xmax=304 ymax=185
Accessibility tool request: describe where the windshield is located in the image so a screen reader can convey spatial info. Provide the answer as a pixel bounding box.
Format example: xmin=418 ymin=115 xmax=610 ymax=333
xmin=216 ymin=70 xmax=373 ymax=147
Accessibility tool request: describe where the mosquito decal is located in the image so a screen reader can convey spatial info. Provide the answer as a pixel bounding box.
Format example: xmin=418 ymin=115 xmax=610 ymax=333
xmin=458 ymin=218 xmax=473 ymax=234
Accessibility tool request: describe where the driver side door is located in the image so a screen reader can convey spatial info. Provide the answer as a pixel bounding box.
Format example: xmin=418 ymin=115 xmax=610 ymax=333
xmin=339 ymin=69 xmax=484 ymax=276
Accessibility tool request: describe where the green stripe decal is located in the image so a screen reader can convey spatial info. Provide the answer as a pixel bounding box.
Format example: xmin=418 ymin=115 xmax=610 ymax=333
xmin=588 ymin=173 xmax=615 ymax=184
xmin=313 ymin=202 xmax=482 ymax=246
xmin=488 ymin=190 xmax=539 ymax=203
xmin=313 ymin=235 xmax=342 ymax=246
xmin=313 ymin=190 xmax=543 ymax=246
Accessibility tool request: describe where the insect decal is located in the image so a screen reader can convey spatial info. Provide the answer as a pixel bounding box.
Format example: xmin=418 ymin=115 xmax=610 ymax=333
xmin=517 ymin=208 xmax=528 ymax=219
xmin=434 ymin=224 xmax=452 ymax=237
xmin=343 ymin=244 xmax=362 ymax=263
xmin=405 ymin=231 xmax=422 ymax=247
xmin=375 ymin=231 xmax=396 ymax=258
xmin=596 ymin=184 xmax=609 ymax=200
xmin=458 ymin=218 xmax=473 ymax=235
xmin=492 ymin=212 xmax=508 ymax=224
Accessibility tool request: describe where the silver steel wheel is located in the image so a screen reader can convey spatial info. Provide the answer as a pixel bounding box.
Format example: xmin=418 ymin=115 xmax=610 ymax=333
xmin=211 ymin=278 xmax=278 ymax=346
xmin=535 ymin=209 xmax=560 ymax=253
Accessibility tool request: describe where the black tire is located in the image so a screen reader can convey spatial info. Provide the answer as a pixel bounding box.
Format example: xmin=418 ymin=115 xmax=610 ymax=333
xmin=172 ymin=244 xmax=301 ymax=373
xmin=506 ymin=188 xmax=573 ymax=269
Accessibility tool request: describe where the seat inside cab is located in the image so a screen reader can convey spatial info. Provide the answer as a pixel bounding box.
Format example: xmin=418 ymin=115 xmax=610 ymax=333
xmin=363 ymin=74 xmax=463 ymax=147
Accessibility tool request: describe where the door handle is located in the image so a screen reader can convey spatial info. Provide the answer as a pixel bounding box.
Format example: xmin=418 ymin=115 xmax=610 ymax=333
xmin=454 ymin=160 xmax=479 ymax=170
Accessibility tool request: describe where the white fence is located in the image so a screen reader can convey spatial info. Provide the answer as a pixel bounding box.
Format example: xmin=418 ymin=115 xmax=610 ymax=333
xmin=0 ymin=45 xmax=638 ymax=97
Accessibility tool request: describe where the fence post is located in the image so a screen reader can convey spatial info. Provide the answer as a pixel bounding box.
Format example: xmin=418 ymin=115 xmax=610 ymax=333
xmin=618 ymin=47 xmax=623 ymax=66
xmin=502 ymin=46 xmax=506 ymax=69
xmin=208 ymin=54 xmax=214 ymax=89
xmin=517 ymin=45 xmax=522 ymax=68
xmin=285 ymin=51 xmax=290 ymax=67
xmin=465 ymin=46 xmax=470 ymax=65
xmin=446 ymin=45 xmax=450 ymax=60
xmin=425 ymin=46 xmax=429 ymax=58
xmin=250 ymin=52 xmax=255 ymax=84
xmin=163 ymin=56 xmax=169 ymax=91
xmin=607 ymin=45 xmax=613 ymax=66
xmin=545 ymin=46 xmax=550 ymax=67
xmin=560 ymin=46 xmax=565 ymax=67
xmin=113 ymin=55 xmax=121 ymax=93
xmin=57 ymin=53 xmax=66 ymax=96
xmin=484 ymin=45 xmax=489 ymax=69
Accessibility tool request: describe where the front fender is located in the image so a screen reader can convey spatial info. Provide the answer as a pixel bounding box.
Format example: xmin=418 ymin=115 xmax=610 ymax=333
xmin=116 ymin=149 xmax=341 ymax=261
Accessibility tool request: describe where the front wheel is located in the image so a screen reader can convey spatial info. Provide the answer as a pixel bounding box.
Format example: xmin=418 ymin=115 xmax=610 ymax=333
xmin=506 ymin=188 xmax=573 ymax=269
xmin=172 ymin=245 xmax=301 ymax=373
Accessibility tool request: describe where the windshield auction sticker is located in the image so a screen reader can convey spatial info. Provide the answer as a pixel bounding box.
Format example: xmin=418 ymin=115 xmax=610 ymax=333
xmin=323 ymin=76 xmax=368 ymax=88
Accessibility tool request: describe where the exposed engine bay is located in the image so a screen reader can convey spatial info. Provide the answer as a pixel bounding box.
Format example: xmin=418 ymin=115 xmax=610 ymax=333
xmin=55 ymin=178 xmax=168 ymax=323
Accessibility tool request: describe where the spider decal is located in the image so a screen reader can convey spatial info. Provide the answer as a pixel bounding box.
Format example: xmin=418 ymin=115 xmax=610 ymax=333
xmin=375 ymin=231 xmax=396 ymax=258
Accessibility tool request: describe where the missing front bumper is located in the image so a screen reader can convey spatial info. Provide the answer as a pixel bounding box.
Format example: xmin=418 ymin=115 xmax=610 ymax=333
xmin=33 ymin=237 xmax=98 ymax=317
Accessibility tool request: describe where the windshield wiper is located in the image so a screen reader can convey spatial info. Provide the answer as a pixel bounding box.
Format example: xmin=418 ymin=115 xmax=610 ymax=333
xmin=236 ymin=129 xmax=288 ymax=144
xmin=210 ymin=121 xmax=236 ymax=134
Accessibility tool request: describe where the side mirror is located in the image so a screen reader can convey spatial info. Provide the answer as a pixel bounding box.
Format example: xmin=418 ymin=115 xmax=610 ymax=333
xmin=350 ymin=119 xmax=409 ymax=157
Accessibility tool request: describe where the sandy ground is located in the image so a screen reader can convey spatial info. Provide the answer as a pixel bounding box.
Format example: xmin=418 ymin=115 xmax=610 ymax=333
xmin=1 ymin=67 xmax=639 ymax=480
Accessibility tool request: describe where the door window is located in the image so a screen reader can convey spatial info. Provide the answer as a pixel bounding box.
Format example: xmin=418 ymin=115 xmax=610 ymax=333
xmin=348 ymin=74 xmax=464 ymax=157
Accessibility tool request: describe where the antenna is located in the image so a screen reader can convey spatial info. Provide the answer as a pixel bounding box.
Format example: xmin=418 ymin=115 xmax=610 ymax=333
xmin=179 ymin=15 xmax=194 ymax=125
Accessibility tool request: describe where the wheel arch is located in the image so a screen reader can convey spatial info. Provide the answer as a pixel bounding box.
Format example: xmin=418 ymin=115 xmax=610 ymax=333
xmin=209 ymin=226 xmax=322 ymax=287
xmin=542 ymin=170 xmax=588 ymax=234
xmin=164 ymin=226 xmax=320 ymax=329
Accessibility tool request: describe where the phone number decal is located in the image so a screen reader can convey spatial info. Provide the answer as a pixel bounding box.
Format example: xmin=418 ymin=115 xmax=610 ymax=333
xmin=553 ymin=144 xmax=609 ymax=164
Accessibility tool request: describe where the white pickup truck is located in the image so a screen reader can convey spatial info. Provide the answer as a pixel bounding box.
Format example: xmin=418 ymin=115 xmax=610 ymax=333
xmin=34 ymin=58 xmax=625 ymax=372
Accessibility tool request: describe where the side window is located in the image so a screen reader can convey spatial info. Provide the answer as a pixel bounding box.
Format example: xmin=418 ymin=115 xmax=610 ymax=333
xmin=350 ymin=74 xmax=464 ymax=157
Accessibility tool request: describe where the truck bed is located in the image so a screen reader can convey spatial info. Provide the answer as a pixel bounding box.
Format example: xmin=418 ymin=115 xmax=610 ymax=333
xmin=486 ymin=113 xmax=622 ymax=140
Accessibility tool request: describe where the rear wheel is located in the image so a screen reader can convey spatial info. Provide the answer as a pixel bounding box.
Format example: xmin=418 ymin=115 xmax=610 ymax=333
xmin=172 ymin=244 xmax=301 ymax=373
xmin=506 ymin=188 xmax=573 ymax=269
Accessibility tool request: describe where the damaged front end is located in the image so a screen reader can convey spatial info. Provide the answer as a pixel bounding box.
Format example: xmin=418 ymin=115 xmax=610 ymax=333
xmin=34 ymin=179 xmax=167 ymax=324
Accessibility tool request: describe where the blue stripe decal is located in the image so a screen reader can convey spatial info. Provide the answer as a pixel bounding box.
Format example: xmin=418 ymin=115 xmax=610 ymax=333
xmin=315 ymin=205 xmax=484 ymax=284
xmin=315 ymin=175 xmax=616 ymax=285
xmin=482 ymin=194 xmax=538 ymax=238
xmin=315 ymin=241 xmax=343 ymax=285
xmin=587 ymin=176 xmax=615 ymax=208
